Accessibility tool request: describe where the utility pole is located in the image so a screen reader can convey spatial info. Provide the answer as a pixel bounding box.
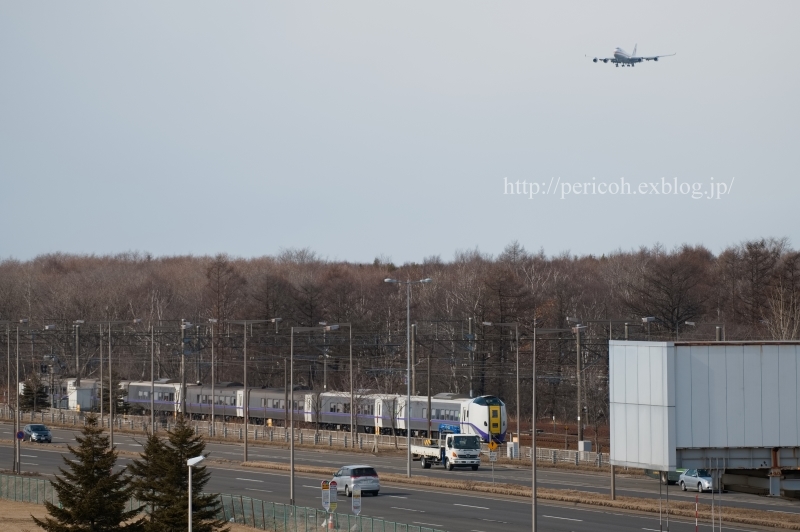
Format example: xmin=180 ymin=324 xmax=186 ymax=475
xmin=468 ymin=318 xmax=474 ymax=398
xmin=74 ymin=324 xmax=81 ymax=389
xmin=427 ymin=330 xmax=432 ymax=436
xmin=180 ymin=320 xmax=186 ymax=417
xmin=411 ymin=324 xmax=416 ymax=395
xmin=576 ymin=326 xmax=583 ymax=442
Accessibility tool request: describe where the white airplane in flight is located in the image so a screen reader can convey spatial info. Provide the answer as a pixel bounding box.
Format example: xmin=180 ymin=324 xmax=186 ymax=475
xmin=592 ymin=45 xmax=675 ymax=67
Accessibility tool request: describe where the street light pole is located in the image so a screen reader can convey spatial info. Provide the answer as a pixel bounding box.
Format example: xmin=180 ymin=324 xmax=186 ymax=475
xmin=385 ymin=278 xmax=433 ymax=478
xmin=15 ymin=321 xmax=25 ymax=473
xmin=228 ymin=319 xmax=280 ymax=463
xmin=187 ymin=455 xmax=205 ymax=532
xmin=106 ymin=319 xmax=141 ymax=449
xmin=323 ymin=323 xmax=354 ymax=444
xmin=150 ymin=324 xmax=155 ymax=431
xmin=531 ymin=327 xmax=571 ymax=532
xmin=209 ymin=319 xmax=217 ymax=436
xmin=289 ymin=323 xmax=337 ymax=504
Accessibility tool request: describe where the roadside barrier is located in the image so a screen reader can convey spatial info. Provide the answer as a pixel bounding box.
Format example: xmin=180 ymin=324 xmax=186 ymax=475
xmin=0 ymin=406 xmax=608 ymax=467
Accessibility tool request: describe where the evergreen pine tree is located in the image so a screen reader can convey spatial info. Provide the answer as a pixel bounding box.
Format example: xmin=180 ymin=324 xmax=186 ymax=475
xmin=127 ymin=434 xmax=168 ymax=530
xmin=20 ymin=373 xmax=49 ymax=412
xmin=130 ymin=417 xmax=226 ymax=532
xmin=32 ymin=414 xmax=144 ymax=532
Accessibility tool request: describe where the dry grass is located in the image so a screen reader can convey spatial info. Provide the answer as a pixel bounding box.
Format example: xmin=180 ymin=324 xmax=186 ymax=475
xmin=0 ymin=498 xmax=257 ymax=532
xmin=243 ymin=460 xmax=800 ymax=530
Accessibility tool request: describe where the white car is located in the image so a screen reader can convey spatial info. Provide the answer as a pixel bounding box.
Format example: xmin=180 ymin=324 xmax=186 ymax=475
xmin=679 ymin=469 xmax=713 ymax=492
xmin=332 ymin=465 xmax=380 ymax=497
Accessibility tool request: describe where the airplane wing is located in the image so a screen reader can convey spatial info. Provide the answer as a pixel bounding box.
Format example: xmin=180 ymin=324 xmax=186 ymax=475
xmin=591 ymin=57 xmax=617 ymax=64
xmin=641 ymin=53 xmax=676 ymax=62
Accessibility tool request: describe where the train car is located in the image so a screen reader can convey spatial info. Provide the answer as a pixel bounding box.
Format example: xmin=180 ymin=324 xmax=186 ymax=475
xmin=387 ymin=393 xmax=508 ymax=443
xmin=236 ymin=387 xmax=307 ymax=427
xmin=126 ymin=379 xmax=182 ymax=416
xmin=186 ymin=382 xmax=241 ymax=420
xmin=123 ymin=379 xmax=507 ymax=442
xmin=461 ymin=395 xmax=507 ymax=443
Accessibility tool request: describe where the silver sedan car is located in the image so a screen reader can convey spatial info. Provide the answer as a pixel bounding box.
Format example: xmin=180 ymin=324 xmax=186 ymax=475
xmin=679 ymin=468 xmax=713 ymax=492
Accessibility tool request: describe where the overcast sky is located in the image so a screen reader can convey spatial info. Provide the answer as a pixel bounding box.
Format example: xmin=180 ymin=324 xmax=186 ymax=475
xmin=1 ymin=2 xmax=798 ymax=263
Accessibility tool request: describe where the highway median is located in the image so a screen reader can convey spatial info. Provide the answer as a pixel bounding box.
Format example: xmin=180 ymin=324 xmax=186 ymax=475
xmin=242 ymin=460 xmax=800 ymax=531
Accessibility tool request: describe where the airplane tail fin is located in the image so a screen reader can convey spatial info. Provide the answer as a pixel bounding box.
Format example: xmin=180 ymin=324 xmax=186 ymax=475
xmin=632 ymin=44 xmax=637 ymax=57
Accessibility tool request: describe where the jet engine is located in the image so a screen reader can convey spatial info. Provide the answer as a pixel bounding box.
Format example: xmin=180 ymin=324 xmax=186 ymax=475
xmin=593 ymin=58 xmax=598 ymax=63
xmin=603 ymin=59 xmax=609 ymax=63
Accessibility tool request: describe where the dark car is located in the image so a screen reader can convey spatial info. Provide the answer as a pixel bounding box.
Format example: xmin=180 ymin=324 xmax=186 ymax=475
xmin=23 ymin=424 xmax=52 ymax=443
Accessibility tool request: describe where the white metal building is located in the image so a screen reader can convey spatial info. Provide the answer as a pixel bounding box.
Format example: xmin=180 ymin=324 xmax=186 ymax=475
xmin=609 ymin=340 xmax=800 ymax=496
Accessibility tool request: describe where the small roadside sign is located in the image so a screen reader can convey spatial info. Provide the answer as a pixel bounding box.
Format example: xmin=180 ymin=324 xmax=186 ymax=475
xmin=487 ymin=441 xmax=498 ymax=451
xmin=352 ymin=488 xmax=362 ymax=515
xmin=16 ymin=431 xmax=24 ymax=440
xmin=329 ymin=481 xmax=338 ymax=512
xmin=489 ymin=451 xmax=498 ymax=462
xmin=321 ymin=480 xmax=330 ymax=511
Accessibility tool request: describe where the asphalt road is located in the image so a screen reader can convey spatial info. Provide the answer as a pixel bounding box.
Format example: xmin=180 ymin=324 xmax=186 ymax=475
xmin=2 ymin=422 xmax=796 ymax=532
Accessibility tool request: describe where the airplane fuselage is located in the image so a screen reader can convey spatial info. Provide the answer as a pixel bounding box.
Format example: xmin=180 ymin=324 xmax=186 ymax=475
xmin=592 ymin=45 xmax=672 ymax=66
xmin=613 ymin=48 xmax=641 ymax=64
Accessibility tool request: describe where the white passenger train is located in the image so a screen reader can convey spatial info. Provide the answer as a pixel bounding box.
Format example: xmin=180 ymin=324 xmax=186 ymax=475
xmin=123 ymin=379 xmax=508 ymax=442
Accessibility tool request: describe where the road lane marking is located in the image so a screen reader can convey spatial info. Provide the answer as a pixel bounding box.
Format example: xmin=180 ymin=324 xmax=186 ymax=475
xmin=391 ymin=507 xmax=423 ymax=513
xmin=413 ymin=522 xmax=443 ymax=527
xmin=643 ymin=528 xmax=662 ymax=531
xmin=303 ymin=485 xmax=320 ymax=489
xmin=235 ymin=478 xmax=263 ymax=483
xmin=543 ymin=515 xmax=582 ymax=522
xmin=21 ymin=454 xmax=38 ymax=457
xmin=22 ymin=463 xmax=38 ymax=466
xmin=389 ymin=495 xmax=407 ymax=499
xmin=454 ymin=503 xmax=489 ymax=509
xmin=480 ymin=519 xmax=507 ymax=523
xmin=245 ymin=488 xmax=273 ymax=493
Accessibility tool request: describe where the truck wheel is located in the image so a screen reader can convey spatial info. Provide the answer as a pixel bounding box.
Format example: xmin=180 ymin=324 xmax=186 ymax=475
xmin=471 ymin=465 xmax=479 ymax=471
xmin=420 ymin=458 xmax=427 ymax=469
xmin=446 ymin=459 xmax=454 ymax=471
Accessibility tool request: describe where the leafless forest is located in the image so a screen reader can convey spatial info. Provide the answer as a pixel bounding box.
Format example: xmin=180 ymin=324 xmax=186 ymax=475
xmin=1 ymin=238 xmax=799 ymax=432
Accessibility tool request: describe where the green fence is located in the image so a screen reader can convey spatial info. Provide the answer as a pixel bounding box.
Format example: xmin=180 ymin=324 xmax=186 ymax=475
xmin=0 ymin=474 xmax=57 ymax=505
xmin=217 ymin=493 xmax=447 ymax=532
xmin=0 ymin=474 xmax=446 ymax=532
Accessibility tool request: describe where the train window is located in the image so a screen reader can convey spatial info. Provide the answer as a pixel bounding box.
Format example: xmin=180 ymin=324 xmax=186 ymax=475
xmin=422 ymin=408 xmax=427 ymax=418
xmin=261 ymin=398 xmax=266 ymax=407
xmin=343 ymin=403 xmax=350 ymax=413
xmin=491 ymin=410 xmax=499 ymax=418
xmin=169 ymin=393 xmax=175 ymax=402
xmin=196 ymin=395 xmax=200 ymax=403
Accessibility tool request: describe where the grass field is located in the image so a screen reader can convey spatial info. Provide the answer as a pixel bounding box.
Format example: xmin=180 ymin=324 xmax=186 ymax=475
xmin=0 ymin=498 xmax=254 ymax=532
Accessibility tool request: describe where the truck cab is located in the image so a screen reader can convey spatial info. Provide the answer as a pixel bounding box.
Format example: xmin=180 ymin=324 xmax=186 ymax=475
xmin=412 ymin=428 xmax=482 ymax=471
